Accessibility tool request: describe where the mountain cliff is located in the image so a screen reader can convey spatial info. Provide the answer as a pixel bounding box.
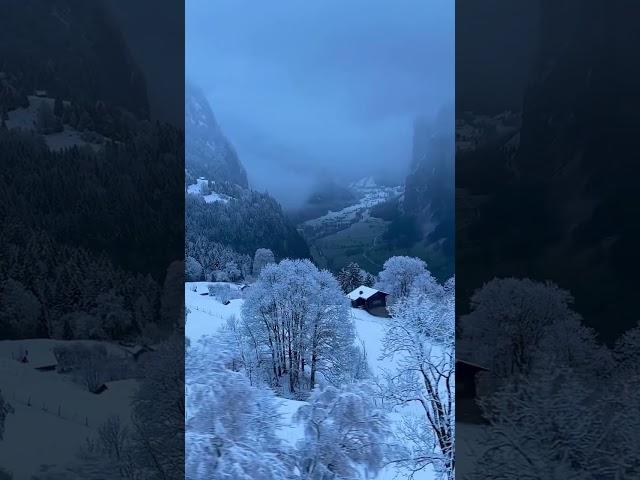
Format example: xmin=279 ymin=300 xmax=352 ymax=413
xmin=401 ymin=110 xmax=454 ymax=277
xmin=184 ymin=84 xmax=309 ymax=260
xmin=185 ymin=83 xmax=248 ymax=188
xmin=0 ymin=0 xmax=148 ymax=117
xmin=457 ymin=0 xmax=640 ymax=340
xmin=405 ymin=113 xmax=454 ymax=251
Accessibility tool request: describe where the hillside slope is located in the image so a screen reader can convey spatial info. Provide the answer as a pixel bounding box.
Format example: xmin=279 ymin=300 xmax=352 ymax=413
xmin=185 ymin=83 xmax=248 ymax=188
xmin=184 ymin=282 xmax=435 ymax=480
xmin=185 ymin=86 xmax=309 ymax=261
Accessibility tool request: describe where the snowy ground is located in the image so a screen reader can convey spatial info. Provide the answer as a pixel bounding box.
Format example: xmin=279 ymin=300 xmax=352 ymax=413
xmin=185 ymin=281 xmax=434 ymax=479
xmin=0 ymin=339 xmax=138 ymax=479
xmin=186 ymin=178 xmax=232 ymax=204
xmin=6 ymin=95 xmax=103 ymax=152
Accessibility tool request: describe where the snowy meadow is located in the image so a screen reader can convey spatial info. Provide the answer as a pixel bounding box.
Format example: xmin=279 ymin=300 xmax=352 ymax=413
xmin=185 ymin=256 xmax=455 ymax=480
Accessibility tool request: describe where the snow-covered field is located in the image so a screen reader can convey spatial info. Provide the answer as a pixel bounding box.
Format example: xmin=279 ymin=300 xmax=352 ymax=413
xmin=185 ymin=281 xmax=434 ymax=479
xmin=186 ymin=281 xmax=310 ymax=452
xmin=0 ymin=339 xmax=138 ymax=479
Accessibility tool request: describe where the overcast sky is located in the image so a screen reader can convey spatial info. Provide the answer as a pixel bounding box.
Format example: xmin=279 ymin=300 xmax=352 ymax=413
xmin=186 ymin=0 xmax=453 ymax=208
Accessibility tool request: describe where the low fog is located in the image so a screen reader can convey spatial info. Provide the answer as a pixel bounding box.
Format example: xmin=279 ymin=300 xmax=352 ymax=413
xmin=186 ymin=0 xmax=453 ymax=208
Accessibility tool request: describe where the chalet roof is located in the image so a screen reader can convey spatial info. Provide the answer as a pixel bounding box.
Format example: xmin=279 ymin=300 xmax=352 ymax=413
xmin=347 ymin=286 xmax=388 ymax=301
xmin=455 ymin=358 xmax=488 ymax=371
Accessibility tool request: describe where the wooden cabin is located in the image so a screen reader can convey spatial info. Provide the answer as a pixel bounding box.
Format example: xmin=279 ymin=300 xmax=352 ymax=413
xmin=456 ymin=359 xmax=488 ymax=424
xmin=347 ymin=286 xmax=389 ymax=316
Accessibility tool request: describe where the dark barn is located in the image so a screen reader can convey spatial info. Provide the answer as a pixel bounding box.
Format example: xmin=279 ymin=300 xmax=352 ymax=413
xmin=456 ymin=359 xmax=488 ymax=424
xmin=347 ymin=286 xmax=389 ymax=317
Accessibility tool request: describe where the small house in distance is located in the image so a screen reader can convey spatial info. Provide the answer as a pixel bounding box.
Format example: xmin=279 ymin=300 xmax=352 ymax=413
xmin=347 ymin=286 xmax=389 ymax=317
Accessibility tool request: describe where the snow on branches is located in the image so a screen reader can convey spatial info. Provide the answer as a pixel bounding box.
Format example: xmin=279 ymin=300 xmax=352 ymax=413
xmin=294 ymin=383 xmax=392 ymax=480
xmin=241 ymin=259 xmax=361 ymax=396
xmin=381 ymin=272 xmax=455 ymax=479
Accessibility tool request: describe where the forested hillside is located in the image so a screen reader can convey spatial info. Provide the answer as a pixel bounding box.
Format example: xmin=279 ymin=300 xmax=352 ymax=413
xmin=0 ymin=1 xmax=184 ymax=343
xmin=186 ymin=190 xmax=310 ymax=262
xmin=185 ymin=83 xmax=310 ymax=265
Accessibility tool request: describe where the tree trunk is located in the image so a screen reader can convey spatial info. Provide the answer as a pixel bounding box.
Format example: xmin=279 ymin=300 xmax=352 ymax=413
xmin=310 ymin=350 xmax=317 ymax=389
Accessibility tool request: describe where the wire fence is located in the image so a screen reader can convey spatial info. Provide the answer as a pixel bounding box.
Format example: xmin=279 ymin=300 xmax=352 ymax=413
xmin=5 ymin=388 xmax=94 ymax=429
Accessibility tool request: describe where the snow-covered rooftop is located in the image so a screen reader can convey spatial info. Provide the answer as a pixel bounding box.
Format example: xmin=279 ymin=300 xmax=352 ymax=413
xmin=347 ymin=285 xmax=387 ymax=301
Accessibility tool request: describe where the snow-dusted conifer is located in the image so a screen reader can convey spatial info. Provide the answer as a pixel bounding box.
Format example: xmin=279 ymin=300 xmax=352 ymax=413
xmin=336 ymin=262 xmax=374 ymax=293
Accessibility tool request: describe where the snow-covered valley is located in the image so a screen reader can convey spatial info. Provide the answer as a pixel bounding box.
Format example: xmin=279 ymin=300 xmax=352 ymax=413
xmin=299 ymin=177 xmax=403 ymax=242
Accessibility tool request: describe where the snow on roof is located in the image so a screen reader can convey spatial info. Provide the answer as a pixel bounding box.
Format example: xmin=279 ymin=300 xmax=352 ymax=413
xmin=347 ymin=286 xmax=387 ymax=301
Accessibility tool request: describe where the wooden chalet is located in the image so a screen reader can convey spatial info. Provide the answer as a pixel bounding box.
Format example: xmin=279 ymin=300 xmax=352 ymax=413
xmin=456 ymin=359 xmax=489 ymax=424
xmin=347 ymin=286 xmax=389 ymax=317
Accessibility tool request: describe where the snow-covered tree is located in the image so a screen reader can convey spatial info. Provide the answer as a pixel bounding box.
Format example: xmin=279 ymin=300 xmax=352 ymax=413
xmin=460 ymin=279 xmax=636 ymax=479
xmin=160 ymin=260 xmax=184 ymax=332
xmin=0 ymin=278 xmax=41 ymax=338
xmin=382 ymin=275 xmax=455 ymax=479
xmin=185 ymin=256 xmax=203 ymax=282
xmin=336 ymin=262 xmax=375 ymax=293
xmin=458 ymin=278 xmax=586 ymax=383
xmin=217 ymin=314 xmax=263 ymax=385
xmin=59 ymin=311 xmax=101 ymax=340
xmin=253 ymin=248 xmax=275 ymax=276
xmin=614 ymin=322 xmax=640 ymax=376
xmin=0 ymin=389 xmax=13 ymax=441
xmin=242 ymin=259 xmax=355 ymax=395
xmin=186 ymin=336 xmax=294 ymax=479
xmin=131 ymin=335 xmax=184 ymax=479
xmin=294 ymin=382 xmax=391 ymax=480
xmin=375 ymin=256 xmax=429 ymax=303
xmin=469 ymin=367 xmax=633 ymax=480
xmin=224 ymin=261 xmax=242 ymax=282
xmin=207 ymin=284 xmax=240 ymax=304
xmin=92 ymin=291 xmax=133 ymax=339
xmin=411 ymin=271 xmax=443 ymax=298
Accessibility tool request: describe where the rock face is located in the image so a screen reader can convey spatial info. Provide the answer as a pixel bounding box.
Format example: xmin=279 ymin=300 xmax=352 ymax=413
xmin=457 ymin=0 xmax=640 ymax=340
xmin=404 ymin=112 xmax=454 ymax=259
xmin=185 ymin=83 xmax=248 ymax=188
xmin=0 ymin=0 xmax=149 ymax=117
